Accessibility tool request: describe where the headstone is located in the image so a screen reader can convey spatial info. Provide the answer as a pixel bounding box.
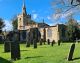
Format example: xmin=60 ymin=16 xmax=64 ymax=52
xmin=4 ymin=41 xmax=10 ymax=52
xmin=33 ymin=39 xmax=37 ymax=48
xmin=10 ymin=31 xmax=21 ymax=60
xmin=68 ymin=43 xmax=75 ymax=61
xmin=11 ymin=42 xmax=20 ymax=60
xmin=26 ymin=32 xmax=31 ymax=47
xmin=58 ymin=40 xmax=61 ymax=46
xmin=40 ymin=39 xmax=43 ymax=45
xmin=28 ymin=28 xmax=41 ymax=43
xmin=4 ymin=32 xmax=12 ymax=52
xmin=26 ymin=41 xmax=30 ymax=47
xmin=47 ymin=39 xmax=50 ymax=45
xmin=51 ymin=40 xmax=55 ymax=46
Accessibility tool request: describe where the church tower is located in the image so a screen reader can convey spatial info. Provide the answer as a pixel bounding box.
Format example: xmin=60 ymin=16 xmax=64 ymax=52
xmin=22 ymin=0 xmax=27 ymax=15
xmin=17 ymin=0 xmax=31 ymax=30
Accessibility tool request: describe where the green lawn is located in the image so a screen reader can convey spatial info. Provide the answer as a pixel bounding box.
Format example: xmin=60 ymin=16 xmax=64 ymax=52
xmin=0 ymin=43 xmax=80 ymax=63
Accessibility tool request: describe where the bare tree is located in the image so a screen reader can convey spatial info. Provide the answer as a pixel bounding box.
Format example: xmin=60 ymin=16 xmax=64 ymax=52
xmin=51 ymin=0 xmax=80 ymax=22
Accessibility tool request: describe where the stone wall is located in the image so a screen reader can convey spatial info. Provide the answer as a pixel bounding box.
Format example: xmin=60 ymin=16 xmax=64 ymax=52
xmin=39 ymin=24 xmax=68 ymax=42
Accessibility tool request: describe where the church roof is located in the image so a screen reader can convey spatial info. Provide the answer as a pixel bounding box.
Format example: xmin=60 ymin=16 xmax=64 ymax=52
xmin=38 ymin=23 xmax=49 ymax=28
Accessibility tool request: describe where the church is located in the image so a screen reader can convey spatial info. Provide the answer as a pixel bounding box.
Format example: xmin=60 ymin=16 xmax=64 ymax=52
xmin=17 ymin=0 xmax=68 ymax=42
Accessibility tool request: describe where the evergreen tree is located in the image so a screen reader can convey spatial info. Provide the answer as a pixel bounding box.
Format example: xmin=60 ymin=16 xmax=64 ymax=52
xmin=66 ymin=18 xmax=80 ymax=41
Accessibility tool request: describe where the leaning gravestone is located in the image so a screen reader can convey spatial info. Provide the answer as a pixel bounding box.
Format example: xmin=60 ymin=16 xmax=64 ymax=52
xmin=68 ymin=43 xmax=75 ymax=61
xmin=11 ymin=31 xmax=21 ymax=60
xmin=47 ymin=39 xmax=50 ymax=45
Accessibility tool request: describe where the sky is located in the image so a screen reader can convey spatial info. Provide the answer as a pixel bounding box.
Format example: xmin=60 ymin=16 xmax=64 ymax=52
xmin=0 ymin=0 xmax=80 ymax=31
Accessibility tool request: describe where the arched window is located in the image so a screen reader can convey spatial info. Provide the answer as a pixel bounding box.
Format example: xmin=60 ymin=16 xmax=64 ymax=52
xmin=19 ymin=18 xmax=21 ymax=21
xmin=47 ymin=28 xmax=52 ymax=38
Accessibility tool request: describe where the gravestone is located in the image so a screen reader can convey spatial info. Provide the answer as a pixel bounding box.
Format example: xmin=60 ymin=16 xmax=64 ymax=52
xmin=51 ymin=40 xmax=55 ymax=46
xmin=11 ymin=42 xmax=20 ymax=60
xmin=47 ymin=39 xmax=50 ymax=45
xmin=27 ymin=28 xmax=41 ymax=48
xmin=26 ymin=41 xmax=30 ymax=47
xmin=11 ymin=31 xmax=21 ymax=60
xmin=4 ymin=32 xmax=12 ymax=52
xmin=26 ymin=32 xmax=31 ymax=47
xmin=58 ymin=40 xmax=61 ymax=46
xmin=33 ymin=39 xmax=37 ymax=48
xmin=40 ymin=39 xmax=43 ymax=45
xmin=4 ymin=41 xmax=10 ymax=52
xmin=27 ymin=28 xmax=41 ymax=44
xmin=68 ymin=43 xmax=75 ymax=61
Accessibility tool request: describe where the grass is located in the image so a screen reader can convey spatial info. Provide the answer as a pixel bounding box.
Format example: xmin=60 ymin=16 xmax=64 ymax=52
xmin=0 ymin=43 xmax=80 ymax=63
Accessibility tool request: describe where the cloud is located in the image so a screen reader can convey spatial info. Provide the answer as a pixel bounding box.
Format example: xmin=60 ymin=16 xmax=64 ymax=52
xmin=47 ymin=16 xmax=51 ymax=20
xmin=48 ymin=21 xmax=63 ymax=26
xmin=77 ymin=20 xmax=80 ymax=22
xmin=52 ymin=14 xmax=61 ymax=20
xmin=3 ymin=20 xmax=13 ymax=31
xmin=32 ymin=14 xmax=38 ymax=19
xmin=51 ymin=10 xmax=74 ymax=21
xmin=61 ymin=11 xmax=73 ymax=18
xmin=32 ymin=10 xmax=36 ymax=13
xmin=76 ymin=20 xmax=80 ymax=24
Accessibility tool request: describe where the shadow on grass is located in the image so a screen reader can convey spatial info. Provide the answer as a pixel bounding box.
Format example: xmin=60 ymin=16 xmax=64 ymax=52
xmin=0 ymin=57 xmax=12 ymax=63
xmin=25 ymin=56 xmax=43 ymax=59
xmin=72 ymin=57 xmax=80 ymax=61
xmin=67 ymin=57 xmax=80 ymax=61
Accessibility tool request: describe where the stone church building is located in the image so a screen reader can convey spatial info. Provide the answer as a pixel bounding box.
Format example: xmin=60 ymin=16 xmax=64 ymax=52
xmin=17 ymin=0 xmax=68 ymax=42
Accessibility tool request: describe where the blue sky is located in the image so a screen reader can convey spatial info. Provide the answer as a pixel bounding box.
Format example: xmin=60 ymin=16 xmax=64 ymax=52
xmin=0 ymin=0 xmax=80 ymax=31
xmin=0 ymin=0 xmax=53 ymax=22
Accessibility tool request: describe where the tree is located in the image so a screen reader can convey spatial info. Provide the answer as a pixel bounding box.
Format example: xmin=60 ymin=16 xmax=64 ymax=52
xmin=0 ymin=18 xmax=5 ymax=33
xmin=51 ymin=0 xmax=80 ymax=12
xmin=66 ymin=18 xmax=80 ymax=41
xmin=12 ymin=16 xmax=18 ymax=30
